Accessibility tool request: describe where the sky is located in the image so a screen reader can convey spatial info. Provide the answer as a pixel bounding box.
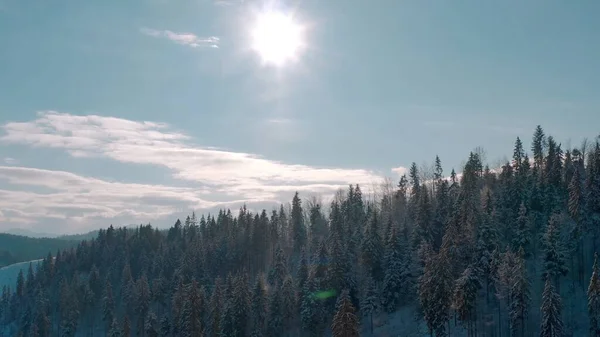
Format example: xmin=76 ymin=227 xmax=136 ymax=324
xmin=1 ymin=0 xmax=599 ymax=234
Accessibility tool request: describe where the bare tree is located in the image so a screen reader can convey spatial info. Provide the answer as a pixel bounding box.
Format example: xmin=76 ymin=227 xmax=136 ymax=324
xmin=474 ymin=146 xmax=488 ymax=166
xmin=581 ymin=137 xmax=589 ymax=163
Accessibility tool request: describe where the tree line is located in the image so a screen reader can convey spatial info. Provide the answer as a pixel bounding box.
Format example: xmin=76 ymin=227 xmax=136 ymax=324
xmin=1 ymin=125 xmax=600 ymax=337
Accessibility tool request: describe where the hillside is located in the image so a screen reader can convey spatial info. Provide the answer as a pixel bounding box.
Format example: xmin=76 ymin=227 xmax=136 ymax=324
xmin=1 ymin=125 xmax=600 ymax=337
xmin=0 ymin=234 xmax=79 ymax=268
xmin=0 ymin=260 xmax=43 ymax=290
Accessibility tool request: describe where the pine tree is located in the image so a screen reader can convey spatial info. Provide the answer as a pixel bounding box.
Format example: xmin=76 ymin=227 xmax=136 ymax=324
xmin=360 ymin=209 xmax=384 ymax=282
xmin=209 ymin=278 xmax=223 ymax=337
xmin=296 ymin=248 xmax=309 ymax=303
xmin=453 ymin=266 xmax=480 ymax=337
xmin=267 ymin=284 xmax=283 ymax=337
xmin=331 ymin=289 xmax=360 ymax=337
xmin=108 ymin=318 xmax=121 ymax=337
xmin=135 ymin=274 xmax=151 ymax=334
xmin=589 ymin=253 xmax=600 ymax=337
xmin=268 ymin=246 xmax=288 ymax=288
xmin=513 ymin=203 xmax=531 ymax=257
xmin=145 ymin=312 xmax=159 ymax=337
xmin=250 ymin=276 xmax=267 ymax=337
xmin=291 ymin=192 xmax=307 ymax=254
xmin=543 ymin=214 xmax=568 ymax=287
xmin=510 ymin=248 xmax=530 ymax=337
xmin=281 ymin=275 xmax=297 ymax=330
xmin=382 ymin=227 xmax=405 ymax=312
xmin=419 ymin=246 xmax=452 ymax=337
xmin=360 ymin=277 xmax=380 ymax=335
xmin=540 ymin=278 xmax=563 ymax=337
xmin=180 ymin=279 xmax=203 ymax=337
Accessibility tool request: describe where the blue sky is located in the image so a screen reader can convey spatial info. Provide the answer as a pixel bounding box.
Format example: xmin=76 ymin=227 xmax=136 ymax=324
xmin=1 ymin=0 xmax=599 ymax=233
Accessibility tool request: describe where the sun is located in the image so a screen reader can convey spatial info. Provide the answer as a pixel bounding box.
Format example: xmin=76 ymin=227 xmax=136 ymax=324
xmin=250 ymin=10 xmax=305 ymax=67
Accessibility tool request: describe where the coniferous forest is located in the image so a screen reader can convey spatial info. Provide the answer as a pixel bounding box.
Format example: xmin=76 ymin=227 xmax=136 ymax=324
xmin=2 ymin=125 xmax=600 ymax=337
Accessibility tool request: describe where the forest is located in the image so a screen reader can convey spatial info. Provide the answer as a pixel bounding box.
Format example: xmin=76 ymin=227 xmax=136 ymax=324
xmin=1 ymin=125 xmax=600 ymax=337
xmin=0 ymin=235 xmax=79 ymax=268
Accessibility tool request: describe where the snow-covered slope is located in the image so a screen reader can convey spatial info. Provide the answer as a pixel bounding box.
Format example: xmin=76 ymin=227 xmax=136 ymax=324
xmin=0 ymin=259 xmax=42 ymax=290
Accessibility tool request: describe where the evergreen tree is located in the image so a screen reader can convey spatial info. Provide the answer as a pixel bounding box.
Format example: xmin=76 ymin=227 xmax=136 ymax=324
xmin=250 ymin=276 xmax=267 ymax=337
xmin=267 ymin=284 xmax=283 ymax=337
xmin=331 ymin=289 xmax=360 ymax=337
xmin=179 ymin=279 xmax=203 ymax=337
xmin=360 ymin=277 xmax=380 ymax=335
xmin=382 ymin=228 xmax=406 ymax=312
xmin=513 ymin=203 xmax=531 ymax=257
xmin=291 ymin=192 xmax=307 ymax=255
xmin=281 ymin=275 xmax=297 ymax=330
xmin=145 ymin=312 xmax=159 ymax=337
xmin=540 ymin=278 xmax=563 ymax=337
xmin=108 ymin=318 xmax=121 ymax=337
xmin=453 ymin=266 xmax=480 ymax=337
xmin=209 ymin=278 xmax=223 ymax=337
xmin=589 ymin=253 xmax=600 ymax=337
xmin=360 ymin=209 xmax=384 ymax=282
xmin=510 ymin=248 xmax=530 ymax=337
xmin=543 ymin=214 xmax=568 ymax=287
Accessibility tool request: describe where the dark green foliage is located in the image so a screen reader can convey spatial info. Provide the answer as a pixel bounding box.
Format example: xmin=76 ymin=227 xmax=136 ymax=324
xmin=3 ymin=126 xmax=600 ymax=337
xmin=0 ymin=234 xmax=79 ymax=268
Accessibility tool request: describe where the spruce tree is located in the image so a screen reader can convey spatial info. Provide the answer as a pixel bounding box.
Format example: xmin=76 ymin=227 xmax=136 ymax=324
xmin=589 ymin=253 xmax=600 ymax=337
xmin=382 ymin=227 xmax=405 ymax=312
xmin=209 ymin=278 xmax=223 ymax=337
xmin=360 ymin=209 xmax=383 ymax=282
xmin=510 ymin=248 xmax=530 ymax=337
xmin=543 ymin=214 xmax=568 ymax=287
xmin=291 ymin=192 xmax=307 ymax=255
xmin=513 ymin=203 xmax=531 ymax=256
xmin=360 ymin=277 xmax=380 ymax=335
xmin=331 ymin=289 xmax=360 ymax=337
xmin=540 ymin=278 xmax=563 ymax=337
xmin=250 ymin=276 xmax=267 ymax=337
xmin=108 ymin=318 xmax=121 ymax=337
xmin=453 ymin=266 xmax=480 ymax=337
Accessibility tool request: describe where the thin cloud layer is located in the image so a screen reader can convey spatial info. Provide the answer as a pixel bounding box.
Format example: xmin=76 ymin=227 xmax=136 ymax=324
xmin=140 ymin=27 xmax=219 ymax=48
xmin=0 ymin=165 xmax=259 ymax=233
xmin=0 ymin=111 xmax=386 ymax=232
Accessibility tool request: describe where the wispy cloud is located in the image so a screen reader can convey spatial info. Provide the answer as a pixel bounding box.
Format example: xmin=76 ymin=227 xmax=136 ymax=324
xmin=140 ymin=27 xmax=219 ymax=48
xmin=0 ymin=165 xmax=260 ymax=233
xmin=0 ymin=111 xmax=387 ymax=231
xmin=3 ymin=157 xmax=17 ymax=165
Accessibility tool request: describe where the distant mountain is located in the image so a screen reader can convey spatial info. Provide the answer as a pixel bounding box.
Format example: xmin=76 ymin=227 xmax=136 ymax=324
xmin=2 ymin=228 xmax=57 ymax=238
xmin=57 ymin=230 xmax=100 ymax=242
xmin=0 ymin=233 xmax=80 ymax=268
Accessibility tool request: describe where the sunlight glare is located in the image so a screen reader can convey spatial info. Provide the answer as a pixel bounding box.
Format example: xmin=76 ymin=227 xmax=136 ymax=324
xmin=251 ymin=10 xmax=305 ymax=67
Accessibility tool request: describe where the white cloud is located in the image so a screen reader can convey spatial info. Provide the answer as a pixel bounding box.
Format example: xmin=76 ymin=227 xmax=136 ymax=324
xmin=3 ymin=157 xmax=17 ymax=165
xmin=0 ymin=111 xmax=388 ymax=232
xmin=391 ymin=166 xmax=408 ymax=176
xmin=140 ymin=27 xmax=219 ymax=48
xmin=0 ymin=165 xmax=260 ymax=233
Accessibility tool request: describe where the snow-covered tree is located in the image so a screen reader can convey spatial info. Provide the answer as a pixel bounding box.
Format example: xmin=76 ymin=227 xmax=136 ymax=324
xmin=589 ymin=253 xmax=600 ymax=337
xmin=540 ymin=278 xmax=563 ymax=337
xmin=331 ymin=289 xmax=360 ymax=337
